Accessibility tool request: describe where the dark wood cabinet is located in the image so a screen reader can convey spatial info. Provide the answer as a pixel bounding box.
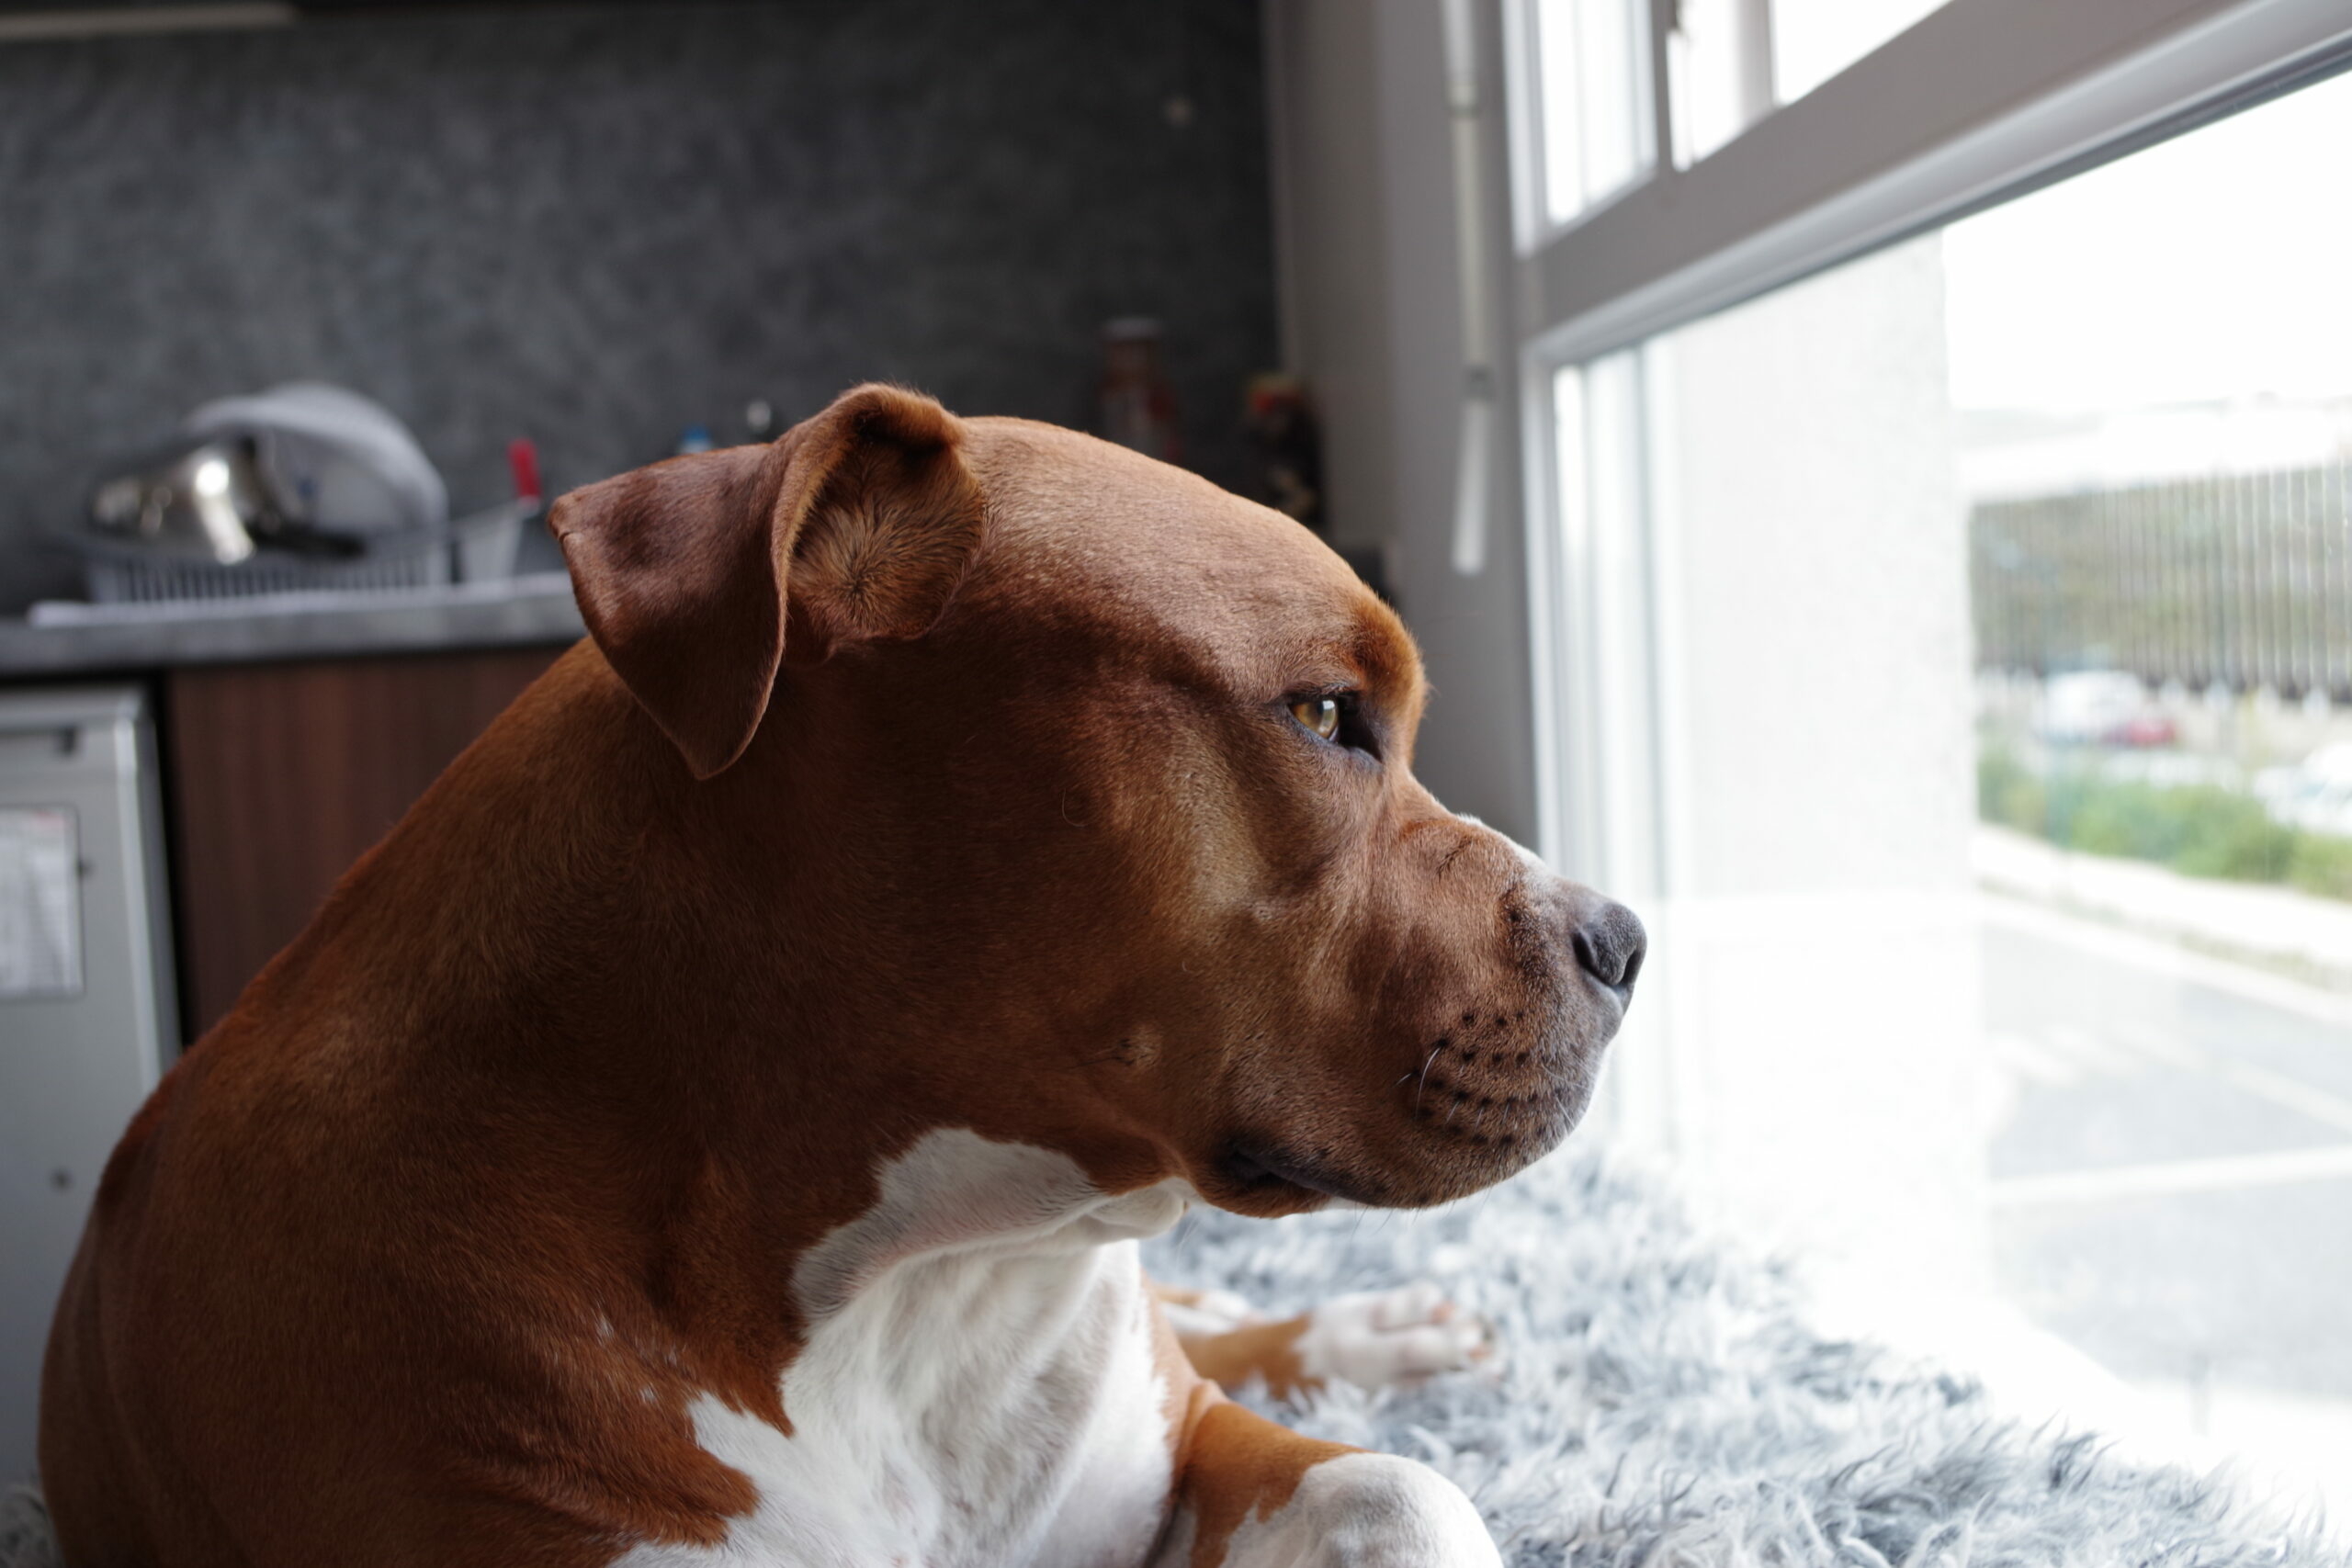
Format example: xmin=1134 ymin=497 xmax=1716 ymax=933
xmin=163 ymin=647 xmax=564 ymax=1040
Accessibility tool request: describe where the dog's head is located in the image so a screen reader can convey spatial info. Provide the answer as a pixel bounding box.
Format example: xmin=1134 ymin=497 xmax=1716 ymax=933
xmin=553 ymin=385 xmax=1642 ymax=1214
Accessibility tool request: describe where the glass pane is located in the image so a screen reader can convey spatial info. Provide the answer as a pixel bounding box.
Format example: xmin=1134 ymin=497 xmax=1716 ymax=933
xmin=1557 ymin=66 xmax=2352 ymax=1526
xmin=1532 ymin=0 xmax=1654 ymax=226
xmin=1667 ymin=0 xmax=1765 ymax=164
xmin=1551 ymin=351 xmax=1662 ymax=893
xmin=1950 ymin=76 xmax=2352 ymax=1505
xmin=1772 ymin=0 xmax=1947 ymax=105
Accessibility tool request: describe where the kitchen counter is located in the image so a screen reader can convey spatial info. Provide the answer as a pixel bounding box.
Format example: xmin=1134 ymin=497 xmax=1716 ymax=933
xmin=0 ymin=573 xmax=586 ymax=678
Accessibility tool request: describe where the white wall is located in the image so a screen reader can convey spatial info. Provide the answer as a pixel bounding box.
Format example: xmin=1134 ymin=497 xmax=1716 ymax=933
xmin=1657 ymin=235 xmax=1975 ymax=899
xmin=1639 ymin=235 xmax=1988 ymax=1298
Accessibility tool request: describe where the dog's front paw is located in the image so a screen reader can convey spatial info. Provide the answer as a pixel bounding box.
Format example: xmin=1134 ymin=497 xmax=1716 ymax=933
xmin=1295 ymin=1282 xmax=1492 ymax=1390
xmin=1222 ymin=1452 xmax=1500 ymax=1568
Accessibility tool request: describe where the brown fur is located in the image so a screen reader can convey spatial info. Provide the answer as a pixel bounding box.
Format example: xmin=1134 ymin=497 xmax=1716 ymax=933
xmin=1180 ymin=1403 xmax=1356 ymax=1568
xmin=40 ymin=386 xmax=1629 ymax=1565
xmin=1171 ymin=1318 xmax=1316 ymax=1402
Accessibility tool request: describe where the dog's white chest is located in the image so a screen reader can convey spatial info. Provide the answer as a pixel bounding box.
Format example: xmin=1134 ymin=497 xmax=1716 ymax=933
xmin=613 ymin=1133 xmax=1186 ymax=1568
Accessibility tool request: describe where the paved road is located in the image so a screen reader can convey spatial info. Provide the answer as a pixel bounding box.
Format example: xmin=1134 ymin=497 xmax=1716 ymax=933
xmin=1981 ymin=913 xmax=2352 ymax=1398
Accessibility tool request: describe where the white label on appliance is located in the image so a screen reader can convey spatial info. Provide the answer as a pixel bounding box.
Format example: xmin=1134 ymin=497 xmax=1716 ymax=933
xmin=0 ymin=806 xmax=81 ymax=998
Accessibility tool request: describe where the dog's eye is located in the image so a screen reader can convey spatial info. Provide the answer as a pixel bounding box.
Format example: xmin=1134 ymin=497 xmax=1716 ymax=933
xmin=1289 ymin=696 xmax=1342 ymax=741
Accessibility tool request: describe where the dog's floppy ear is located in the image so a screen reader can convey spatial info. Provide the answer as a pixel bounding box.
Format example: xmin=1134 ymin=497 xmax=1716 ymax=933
xmin=551 ymin=384 xmax=984 ymax=779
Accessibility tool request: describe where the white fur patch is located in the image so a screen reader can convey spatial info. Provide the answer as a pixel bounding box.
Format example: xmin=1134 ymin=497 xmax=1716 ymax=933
xmin=613 ymin=1130 xmax=1192 ymax=1567
xmin=1198 ymin=1451 xmax=1501 ymax=1568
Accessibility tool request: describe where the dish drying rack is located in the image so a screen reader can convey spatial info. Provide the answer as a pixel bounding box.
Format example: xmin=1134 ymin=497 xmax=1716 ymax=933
xmin=68 ymin=500 xmax=538 ymax=606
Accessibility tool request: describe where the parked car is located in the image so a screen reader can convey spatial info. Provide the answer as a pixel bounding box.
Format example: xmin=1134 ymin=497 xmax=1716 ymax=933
xmin=2038 ymin=671 xmax=2178 ymax=747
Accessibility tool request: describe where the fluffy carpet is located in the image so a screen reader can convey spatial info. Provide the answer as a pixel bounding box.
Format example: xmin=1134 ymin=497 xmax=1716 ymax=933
xmin=5 ymin=1147 xmax=2343 ymax=1566
xmin=1146 ymin=1148 xmax=2346 ymax=1567
xmin=0 ymin=1490 xmax=48 ymax=1568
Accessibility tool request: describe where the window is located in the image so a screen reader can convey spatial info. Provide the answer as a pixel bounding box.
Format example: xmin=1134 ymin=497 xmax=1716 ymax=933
xmin=1509 ymin=0 xmax=2352 ymax=1528
xmin=1666 ymin=0 xmax=1770 ymax=164
xmin=1520 ymin=0 xmax=1654 ymax=231
xmin=1663 ymin=0 xmax=1951 ymax=165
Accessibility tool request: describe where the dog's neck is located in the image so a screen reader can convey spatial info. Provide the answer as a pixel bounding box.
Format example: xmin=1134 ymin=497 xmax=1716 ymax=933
xmin=272 ymin=647 xmax=1181 ymax=1416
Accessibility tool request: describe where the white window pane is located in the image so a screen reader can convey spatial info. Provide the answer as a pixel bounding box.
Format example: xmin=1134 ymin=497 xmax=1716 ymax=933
xmin=1535 ymin=0 xmax=1587 ymax=224
xmin=1533 ymin=0 xmax=1654 ymax=226
xmin=1551 ymin=352 xmax=1658 ymax=872
xmin=1772 ymin=0 xmax=1947 ymax=106
xmin=1554 ymin=364 xmax=1591 ymax=566
xmin=1667 ymin=0 xmax=1762 ymax=164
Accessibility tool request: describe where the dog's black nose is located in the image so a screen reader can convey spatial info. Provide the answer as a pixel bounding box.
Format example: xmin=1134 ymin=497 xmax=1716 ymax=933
xmin=1571 ymin=901 xmax=1646 ymax=996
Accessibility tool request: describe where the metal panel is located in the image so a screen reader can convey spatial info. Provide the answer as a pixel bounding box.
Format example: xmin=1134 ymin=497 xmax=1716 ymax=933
xmin=0 ymin=684 xmax=176 ymax=1486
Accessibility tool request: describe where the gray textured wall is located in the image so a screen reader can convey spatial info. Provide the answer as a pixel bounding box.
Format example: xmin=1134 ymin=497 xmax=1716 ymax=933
xmin=0 ymin=0 xmax=1275 ymax=610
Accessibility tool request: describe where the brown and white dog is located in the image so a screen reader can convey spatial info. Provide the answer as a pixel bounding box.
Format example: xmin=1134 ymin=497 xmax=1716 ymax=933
xmin=39 ymin=386 xmax=1645 ymax=1567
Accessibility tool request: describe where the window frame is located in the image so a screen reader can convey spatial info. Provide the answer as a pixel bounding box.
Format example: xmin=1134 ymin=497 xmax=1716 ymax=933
xmin=1506 ymin=0 xmax=2352 ymax=874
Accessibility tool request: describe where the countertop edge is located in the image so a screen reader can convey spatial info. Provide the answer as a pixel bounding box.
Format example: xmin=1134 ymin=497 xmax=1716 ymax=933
xmin=0 ymin=585 xmax=588 ymax=678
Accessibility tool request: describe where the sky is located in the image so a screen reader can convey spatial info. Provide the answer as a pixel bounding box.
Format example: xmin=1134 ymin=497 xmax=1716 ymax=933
xmin=1940 ymin=65 xmax=2352 ymax=416
xmin=1770 ymin=0 xmax=1946 ymax=106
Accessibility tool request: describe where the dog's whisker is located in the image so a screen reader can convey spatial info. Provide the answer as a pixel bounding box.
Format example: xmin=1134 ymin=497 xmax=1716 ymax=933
xmin=1412 ymin=1043 xmax=1447 ymax=1114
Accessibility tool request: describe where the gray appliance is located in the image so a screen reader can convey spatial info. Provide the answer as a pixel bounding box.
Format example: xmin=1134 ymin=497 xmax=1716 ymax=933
xmin=0 ymin=686 xmax=176 ymax=1485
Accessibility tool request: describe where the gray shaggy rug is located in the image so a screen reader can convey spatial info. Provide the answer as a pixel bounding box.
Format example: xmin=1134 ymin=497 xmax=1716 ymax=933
xmin=1145 ymin=1148 xmax=2346 ymax=1567
xmin=5 ymin=1146 xmax=2343 ymax=1567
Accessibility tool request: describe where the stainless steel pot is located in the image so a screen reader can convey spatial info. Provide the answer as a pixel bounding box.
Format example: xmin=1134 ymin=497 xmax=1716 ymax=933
xmin=85 ymin=435 xmax=279 ymax=565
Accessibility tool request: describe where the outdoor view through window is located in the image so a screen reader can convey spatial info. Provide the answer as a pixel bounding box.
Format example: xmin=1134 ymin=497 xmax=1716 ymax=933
xmin=1557 ymin=62 xmax=2352 ymax=1527
xmin=1951 ymin=67 xmax=2352 ymax=1513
